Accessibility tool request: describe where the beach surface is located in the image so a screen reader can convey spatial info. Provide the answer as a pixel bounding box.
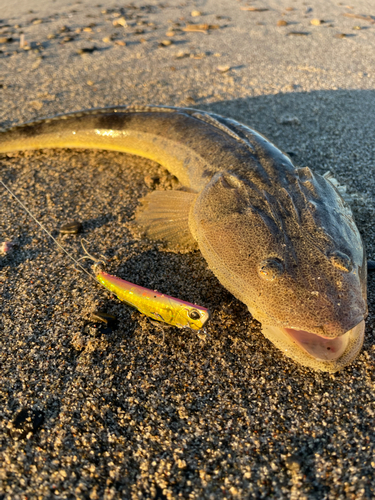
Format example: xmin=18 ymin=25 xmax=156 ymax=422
xmin=1 ymin=0 xmax=375 ymax=498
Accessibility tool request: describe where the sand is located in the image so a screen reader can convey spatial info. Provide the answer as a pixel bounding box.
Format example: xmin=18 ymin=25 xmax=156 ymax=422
xmin=1 ymin=0 xmax=375 ymax=498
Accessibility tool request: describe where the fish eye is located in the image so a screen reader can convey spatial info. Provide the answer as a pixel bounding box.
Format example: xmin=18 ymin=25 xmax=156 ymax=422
xmin=258 ymin=258 xmax=284 ymax=281
xmin=188 ymin=309 xmax=201 ymax=320
xmin=329 ymin=251 xmax=352 ymax=272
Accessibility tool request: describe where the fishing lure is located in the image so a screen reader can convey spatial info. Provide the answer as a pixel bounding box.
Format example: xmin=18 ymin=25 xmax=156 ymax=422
xmin=96 ymin=269 xmax=210 ymax=330
xmin=0 ymin=179 xmax=210 ymax=332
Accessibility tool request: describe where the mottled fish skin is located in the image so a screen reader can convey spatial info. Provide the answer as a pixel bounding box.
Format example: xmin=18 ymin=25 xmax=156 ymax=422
xmin=0 ymin=105 xmax=367 ymax=372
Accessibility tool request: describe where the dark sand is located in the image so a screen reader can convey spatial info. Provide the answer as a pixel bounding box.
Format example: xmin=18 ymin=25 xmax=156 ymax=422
xmin=1 ymin=0 xmax=375 ymax=498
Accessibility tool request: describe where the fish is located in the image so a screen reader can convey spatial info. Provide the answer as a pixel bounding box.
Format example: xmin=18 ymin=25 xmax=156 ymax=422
xmin=0 ymin=105 xmax=367 ymax=372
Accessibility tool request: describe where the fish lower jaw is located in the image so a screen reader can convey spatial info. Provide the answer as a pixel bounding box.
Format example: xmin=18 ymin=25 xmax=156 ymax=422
xmin=261 ymin=320 xmax=365 ymax=372
xmin=283 ymin=327 xmax=349 ymax=361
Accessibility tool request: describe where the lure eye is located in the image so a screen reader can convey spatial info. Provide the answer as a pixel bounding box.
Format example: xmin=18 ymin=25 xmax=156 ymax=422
xmin=258 ymin=258 xmax=284 ymax=281
xmin=188 ymin=309 xmax=201 ymax=321
xmin=330 ymin=251 xmax=352 ymax=272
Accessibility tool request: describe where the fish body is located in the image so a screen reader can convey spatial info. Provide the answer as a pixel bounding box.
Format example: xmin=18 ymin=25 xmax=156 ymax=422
xmin=0 ymin=105 xmax=367 ymax=372
xmin=96 ymin=270 xmax=210 ymax=330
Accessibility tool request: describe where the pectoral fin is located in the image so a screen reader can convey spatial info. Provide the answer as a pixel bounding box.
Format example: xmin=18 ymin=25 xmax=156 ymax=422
xmin=135 ymin=190 xmax=198 ymax=249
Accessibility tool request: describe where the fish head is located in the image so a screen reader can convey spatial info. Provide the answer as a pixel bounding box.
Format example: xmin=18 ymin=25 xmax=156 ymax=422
xmin=190 ymin=169 xmax=367 ymax=372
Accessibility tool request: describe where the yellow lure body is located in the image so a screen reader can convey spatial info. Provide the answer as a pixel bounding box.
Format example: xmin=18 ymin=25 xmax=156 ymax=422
xmin=96 ymin=270 xmax=210 ymax=331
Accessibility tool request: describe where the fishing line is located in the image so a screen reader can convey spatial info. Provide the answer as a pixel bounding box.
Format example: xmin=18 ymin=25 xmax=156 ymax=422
xmin=74 ymin=238 xmax=107 ymax=273
xmin=1 ymin=178 xmax=211 ymax=333
xmin=0 ymin=178 xmax=98 ymax=283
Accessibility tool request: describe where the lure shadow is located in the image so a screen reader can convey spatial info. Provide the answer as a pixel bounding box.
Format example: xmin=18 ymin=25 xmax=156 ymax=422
xmin=111 ymin=249 xmax=230 ymax=309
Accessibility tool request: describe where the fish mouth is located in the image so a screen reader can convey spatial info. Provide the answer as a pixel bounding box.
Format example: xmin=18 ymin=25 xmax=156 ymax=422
xmin=261 ymin=320 xmax=365 ymax=371
xmin=284 ymin=326 xmax=355 ymax=361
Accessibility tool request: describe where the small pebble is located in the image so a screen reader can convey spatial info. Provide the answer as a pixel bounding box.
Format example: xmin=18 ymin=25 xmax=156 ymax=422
xmin=0 ymin=240 xmax=16 ymax=255
xmin=113 ymin=17 xmax=127 ymax=28
xmin=61 ymin=36 xmax=74 ymax=43
xmin=0 ymin=37 xmax=12 ymax=44
xmin=59 ymin=221 xmax=82 ymax=234
xmin=183 ymin=24 xmax=209 ymax=34
xmin=279 ymin=114 xmax=300 ymax=125
xmin=175 ymin=50 xmax=189 ymax=58
xmin=285 ymin=454 xmax=302 ymax=471
xmin=77 ymin=46 xmax=98 ymax=54
xmin=334 ymin=33 xmax=349 ymax=39
xmin=30 ymin=100 xmax=43 ymax=110
xmin=217 ymin=65 xmax=230 ymax=73
xmin=310 ymin=19 xmax=324 ymax=26
xmin=287 ymin=31 xmax=309 ymax=36
xmin=114 ymin=40 xmax=126 ymax=46
xmin=277 ymin=20 xmax=288 ymax=26
xmin=159 ymin=39 xmax=172 ymax=47
xmin=240 ymin=6 xmax=268 ymax=11
xmin=191 ymin=53 xmax=206 ymax=59
xmin=191 ymin=10 xmax=201 ymax=17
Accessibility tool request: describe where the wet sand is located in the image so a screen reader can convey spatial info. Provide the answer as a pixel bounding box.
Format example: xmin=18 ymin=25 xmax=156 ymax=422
xmin=1 ymin=0 xmax=375 ymax=498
